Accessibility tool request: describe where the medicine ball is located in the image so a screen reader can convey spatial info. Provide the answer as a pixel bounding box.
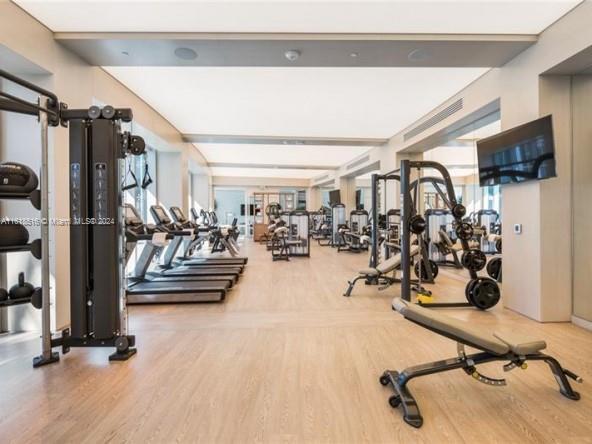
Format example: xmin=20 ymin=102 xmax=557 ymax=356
xmin=0 ymin=288 xmax=8 ymax=302
xmin=0 ymin=221 xmax=29 ymax=247
xmin=0 ymin=162 xmax=38 ymax=193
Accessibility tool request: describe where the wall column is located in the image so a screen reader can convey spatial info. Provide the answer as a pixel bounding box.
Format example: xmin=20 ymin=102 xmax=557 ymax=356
xmin=336 ymin=176 xmax=356 ymax=212
xmin=500 ymin=70 xmax=573 ymax=321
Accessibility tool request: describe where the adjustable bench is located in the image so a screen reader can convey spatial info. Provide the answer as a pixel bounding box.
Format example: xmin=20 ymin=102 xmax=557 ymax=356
xmin=380 ymin=298 xmax=582 ymax=428
xmin=343 ymin=245 xmax=419 ymax=297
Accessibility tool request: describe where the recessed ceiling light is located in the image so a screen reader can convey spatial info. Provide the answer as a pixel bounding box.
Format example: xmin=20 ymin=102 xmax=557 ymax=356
xmin=284 ymin=50 xmax=301 ymax=62
xmin=121 ymin=51 xmax=129 ymax=56
xmin=408 ymin=48 xmax=430 ymax=62
xmin=350 ymin=52 xmax=359 ymax=58
xmin=174 ymin=47 xmax=198 ymax=60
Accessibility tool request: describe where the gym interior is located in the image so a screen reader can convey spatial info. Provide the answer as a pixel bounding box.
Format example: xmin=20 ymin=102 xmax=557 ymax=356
xmin=1 ymin=1 xmax=592 ymax=442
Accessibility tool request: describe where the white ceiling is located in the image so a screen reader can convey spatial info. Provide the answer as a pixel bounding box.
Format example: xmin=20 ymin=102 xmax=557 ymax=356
xmin=103 ymin=66 xmax=489 ymax=138
xmin=198 ymin=144 xmax=371 ymax=166
xmin=210 ymin=167 xmax=325 ymax=179
xmin=16 ymin=1 xmax=575 ymax=180
xmin=103 ymin=66 xmax=488 ymax=177
xmin=16 ymin=1 xmax=581 ymax=34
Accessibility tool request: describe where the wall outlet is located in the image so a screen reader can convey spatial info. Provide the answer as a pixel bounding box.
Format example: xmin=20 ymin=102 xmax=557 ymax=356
xmin=513 ymin=223 xmax=522 ymax=234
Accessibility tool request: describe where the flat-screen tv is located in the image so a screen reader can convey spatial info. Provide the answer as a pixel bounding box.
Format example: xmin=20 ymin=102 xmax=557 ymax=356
xmin=329 ymin=190 xmax=341 ymax=206
xmin=476 ymin=115 xmax=556 ymax=187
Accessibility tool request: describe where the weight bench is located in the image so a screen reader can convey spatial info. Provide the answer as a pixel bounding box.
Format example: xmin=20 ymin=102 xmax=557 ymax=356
xmin=380 ymin=298 xmax=582 ymax=428
xmin=343 ymin=245 xmax=419 ymax=297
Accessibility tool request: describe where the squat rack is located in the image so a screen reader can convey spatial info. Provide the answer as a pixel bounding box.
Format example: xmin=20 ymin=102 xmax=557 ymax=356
xmin=399 ymin=159 xmax=481 ymax=305
xmin=369 ymin=171 xmax=400 ymax=268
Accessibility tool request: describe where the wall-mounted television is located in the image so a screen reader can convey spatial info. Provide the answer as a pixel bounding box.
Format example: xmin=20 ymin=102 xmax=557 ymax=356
xmin=476 ymin=115 xmax=556 ymax=187
xmin=329 ymin=190 xmax=341 ymax=206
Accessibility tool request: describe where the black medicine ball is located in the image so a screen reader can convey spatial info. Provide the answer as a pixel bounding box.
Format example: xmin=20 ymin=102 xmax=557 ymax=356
xmin=0 ymin=162 xmax=39 ymax=193
xmin=0 ymin=221 xmax=30 ymax=247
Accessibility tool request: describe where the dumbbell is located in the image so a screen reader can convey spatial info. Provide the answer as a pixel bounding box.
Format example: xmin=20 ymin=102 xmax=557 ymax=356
xmin=0 ymin=288 xmax=8 ymax=302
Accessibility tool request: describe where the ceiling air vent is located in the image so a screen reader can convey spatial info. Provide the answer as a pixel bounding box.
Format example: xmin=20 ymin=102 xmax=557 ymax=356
xmin=403 ymin=98 xmax=463 ymax=142
xmin=315 ymin=174 xmax=329 ymax=183
xmin=346 ymin=154 xmax=370 ymax=170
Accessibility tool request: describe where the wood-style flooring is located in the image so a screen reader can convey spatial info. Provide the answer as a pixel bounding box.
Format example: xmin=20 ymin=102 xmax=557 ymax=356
xmin=1 ymin=239 xmax=591 ymax=443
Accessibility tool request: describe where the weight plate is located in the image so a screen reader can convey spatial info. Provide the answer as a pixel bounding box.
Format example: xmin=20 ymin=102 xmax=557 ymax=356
xmin=409 ymin=215 xmax=426 ymax=234
xmin=461 ymin=249 xmax=487 ymax=272
xmin=471 ymin=278 xmax=500 ymax=310
xmin=455 ymin=222 xmax=474 ymax=241
xmin=451 ymin=203 xmax=466 ymax=219
xmin=413 ymin=259 xmax=439 ymax=280
xmin=487 ymin=257 xmax=502 ymax=281
xmin=465 ymin=278 xmax=478 ymax=305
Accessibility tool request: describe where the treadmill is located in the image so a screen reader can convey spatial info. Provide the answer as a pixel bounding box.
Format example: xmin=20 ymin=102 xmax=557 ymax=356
xmin=124 ymin=204 xmax=231 ymax=303
xmin=168 ymin=205 xmax=247 ymax=266
xmin=148 ymin=205 xmax=244 ymax=279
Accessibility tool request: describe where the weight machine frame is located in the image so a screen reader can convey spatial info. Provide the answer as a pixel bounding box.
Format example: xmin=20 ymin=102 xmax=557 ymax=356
xmin=399 ymin=160 xmax=479 ymax=307
xmin=0 ymin=70 xmax=144 ymax=366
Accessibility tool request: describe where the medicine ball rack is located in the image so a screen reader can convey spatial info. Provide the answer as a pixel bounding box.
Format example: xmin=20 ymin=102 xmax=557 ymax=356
xmin=0 ymin=69 xmax=57 ymax=359
xmin=0 ymin=69 xmax=145 ymax=367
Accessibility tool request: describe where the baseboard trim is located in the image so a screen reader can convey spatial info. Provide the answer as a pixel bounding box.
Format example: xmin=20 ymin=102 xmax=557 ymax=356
xmin=572 ymin=315 xmax=592 ymax=331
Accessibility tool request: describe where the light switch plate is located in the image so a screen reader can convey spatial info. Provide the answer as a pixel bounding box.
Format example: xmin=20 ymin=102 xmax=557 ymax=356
xmin=513 ymin=223 xmax=522 ymax=234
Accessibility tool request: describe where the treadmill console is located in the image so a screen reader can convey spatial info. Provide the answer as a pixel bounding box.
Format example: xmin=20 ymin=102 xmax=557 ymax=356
xmin=170 ymin=206 xmax=187 ymax=223
xmin=124 ymin=204 xmax=143 ymax=227
xmin=150 ymin=205 xmax=172 ymax=225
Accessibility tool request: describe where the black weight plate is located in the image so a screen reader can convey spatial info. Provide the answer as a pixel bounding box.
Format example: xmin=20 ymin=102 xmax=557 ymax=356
xmin=495 ymin=238 xmax=502 ymax=253
xmin=429 ymin=260 xmax=439 ymax=279
xmin=472 ymin=278 xmax=500 ymax=310
xmin=451 ymin=203 xmax=466 ymax=219
xmin=455 ymin=222 xmax=474 ymax=241
xmin=465 ymin=278 xmax=478 ymax=305
xmin=414 ymin=259 xmax=439 ymax=280
xmin=487 ymin=257 xmax=502 ymax=281
xmin=461 ymin=249 xmax=487 ymax=272
xmin=409 ymin=215 xmax=426 ymax=234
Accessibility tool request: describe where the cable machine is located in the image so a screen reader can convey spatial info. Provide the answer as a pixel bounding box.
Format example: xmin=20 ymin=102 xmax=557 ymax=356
xmin=0 ymin=70 xmax=145 ymax=366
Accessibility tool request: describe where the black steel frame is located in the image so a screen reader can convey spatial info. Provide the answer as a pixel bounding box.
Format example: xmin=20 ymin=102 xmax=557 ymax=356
xmin=380 ymin=342 xmax=581 ymax=428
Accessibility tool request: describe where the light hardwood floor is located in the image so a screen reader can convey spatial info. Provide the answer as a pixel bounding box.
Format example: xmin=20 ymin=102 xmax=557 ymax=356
xmin=1 ymin=240 xmax=592 ymax=443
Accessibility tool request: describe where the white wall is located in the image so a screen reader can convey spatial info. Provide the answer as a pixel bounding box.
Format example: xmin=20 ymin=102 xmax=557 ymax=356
xmin=155 ymin=151 xmax=183 ymax=220
xmin=191 ymin=173 xmax=210 ymax=211
xmin=571 ymin=75 xmax=592 ymax=324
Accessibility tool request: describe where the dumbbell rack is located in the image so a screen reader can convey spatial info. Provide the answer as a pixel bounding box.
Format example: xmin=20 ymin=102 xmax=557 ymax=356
xmin=0 ymin=69 xmax=61 ymax=366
